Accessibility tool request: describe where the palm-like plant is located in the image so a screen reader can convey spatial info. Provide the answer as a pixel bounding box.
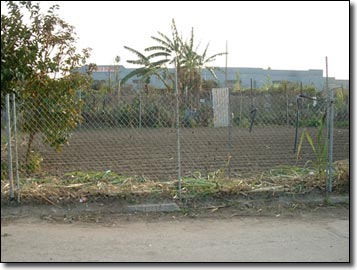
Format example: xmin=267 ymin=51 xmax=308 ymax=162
xmin=122 ymin=19 xmax=226 ymax=106
xmin=121 ymin=46 xmax=172 ymax=90
xmin=180 ymin=28 xmax=226 ymax=104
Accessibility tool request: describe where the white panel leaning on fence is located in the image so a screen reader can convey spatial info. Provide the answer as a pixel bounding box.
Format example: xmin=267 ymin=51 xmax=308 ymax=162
xmin=212 ymin=88 xmax=229 ymax=128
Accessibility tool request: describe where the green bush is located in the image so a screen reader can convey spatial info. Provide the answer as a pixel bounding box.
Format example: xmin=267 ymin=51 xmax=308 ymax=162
xmin=1 ymin=162 xmax=9 ymax=179
xmin=233 ymin=115 xmax=250 ymax=128
xmin=301 ymin=118 xmax=320 ymax=127
xmin=23 ymin=151 xmax=43 ymax=175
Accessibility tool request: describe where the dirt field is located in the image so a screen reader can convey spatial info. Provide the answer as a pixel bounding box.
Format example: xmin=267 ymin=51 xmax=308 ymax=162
xmin=1 ymin=203 xmax=349 ymax=262
xmin=9 ymin=126 xmax=349 ymax=180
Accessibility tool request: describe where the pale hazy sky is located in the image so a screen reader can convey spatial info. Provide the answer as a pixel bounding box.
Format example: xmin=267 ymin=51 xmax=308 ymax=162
xmin=1 ymin=1 xmax=351 ymax=79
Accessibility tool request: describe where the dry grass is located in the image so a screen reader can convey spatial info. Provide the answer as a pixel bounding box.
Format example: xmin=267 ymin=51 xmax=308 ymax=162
xmin=333 ymin=159 xmax=349 ymax=193
xmin=1 ymin=160 xmax=349 ymax=205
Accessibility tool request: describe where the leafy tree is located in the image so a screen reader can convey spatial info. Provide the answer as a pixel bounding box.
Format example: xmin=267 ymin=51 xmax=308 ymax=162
xmin=1 ymin=1 xmax=93 ymax=164
xmin=1 ymin=1 xmax=34 ymax=107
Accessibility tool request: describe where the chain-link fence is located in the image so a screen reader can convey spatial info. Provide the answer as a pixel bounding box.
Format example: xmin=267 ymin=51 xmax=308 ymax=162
xmin=1 ymin=87 xmax=349 ymax=184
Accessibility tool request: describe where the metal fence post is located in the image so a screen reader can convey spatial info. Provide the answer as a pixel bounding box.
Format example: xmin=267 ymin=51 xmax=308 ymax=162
xmin=239 ymin=90 xmax=242 ymax=126
xmin=12 ymin=94 xmax=20 ymax=202
xmin=5 ymin=94 xmax=14 ymax=201
xmin=285 ymin=82 xmax=289 ymax=126
xmin=326 ymin=57 xmax=334 ymax=193
xmin=139 ymin=90 xmax=142 ymax=129
xmin=175 ymin=58 xmax=182 ymax=201
xmin=227 ymin=88 xmax=232 ymax=179
xmin=225 ymin=41 xmax=232 ymax=179
xmin=78 ymin=89 xmax=82 ymax=129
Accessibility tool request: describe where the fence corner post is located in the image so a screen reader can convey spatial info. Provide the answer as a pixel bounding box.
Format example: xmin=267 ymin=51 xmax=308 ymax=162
xmin=5 ymin=94 xmax=14 ymax=201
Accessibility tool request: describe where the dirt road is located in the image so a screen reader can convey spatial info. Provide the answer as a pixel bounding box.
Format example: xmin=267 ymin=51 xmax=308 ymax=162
xmin=1 ymin=207 xmax=349 ymax=262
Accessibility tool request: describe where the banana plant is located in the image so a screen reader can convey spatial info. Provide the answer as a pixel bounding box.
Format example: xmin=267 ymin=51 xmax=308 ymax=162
xmin=122 ymin=18 xmax=226 ymax=105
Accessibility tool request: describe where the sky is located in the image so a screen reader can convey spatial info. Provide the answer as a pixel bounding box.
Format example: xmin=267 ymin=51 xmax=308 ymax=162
xmin=1 ymin=1 xmax=351 ymax=80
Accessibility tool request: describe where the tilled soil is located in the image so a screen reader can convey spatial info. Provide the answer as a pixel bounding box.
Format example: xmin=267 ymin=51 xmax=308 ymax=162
xmin=8 ymin=127 xmax=349 ymax=180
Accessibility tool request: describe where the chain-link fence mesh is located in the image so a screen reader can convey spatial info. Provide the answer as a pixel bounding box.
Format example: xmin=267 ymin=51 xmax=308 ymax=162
xmin=1 ymin=87 xmax=349 ymax=182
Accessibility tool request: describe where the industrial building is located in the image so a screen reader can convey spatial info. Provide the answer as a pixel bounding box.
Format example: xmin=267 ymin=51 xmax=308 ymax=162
xmin=78 ymin=65 xmax=348 ymax=91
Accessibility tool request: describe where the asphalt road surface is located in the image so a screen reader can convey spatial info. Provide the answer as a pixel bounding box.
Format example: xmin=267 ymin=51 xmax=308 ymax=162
xmin=1 ymin=210 xmax=349 ymax=262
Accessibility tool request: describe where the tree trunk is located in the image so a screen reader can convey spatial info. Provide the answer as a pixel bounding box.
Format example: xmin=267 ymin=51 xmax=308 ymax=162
xmin=25 ymin=132 xmax=36 ymax=165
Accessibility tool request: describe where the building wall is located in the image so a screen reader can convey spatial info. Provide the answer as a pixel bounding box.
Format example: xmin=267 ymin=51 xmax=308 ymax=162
xmin=209 ymin=67 xmax=324 ymax=90
xmin=323 ymin=77 xmax=349 ymax=91
xmin=79 ymin=65 xmax=348 ymax=91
